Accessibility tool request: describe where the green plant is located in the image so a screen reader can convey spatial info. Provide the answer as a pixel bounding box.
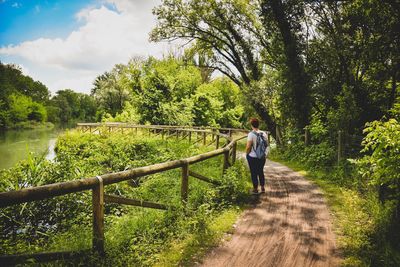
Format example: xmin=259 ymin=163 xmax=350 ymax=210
xmin=0 ymin=129 xmax=250 ymax=266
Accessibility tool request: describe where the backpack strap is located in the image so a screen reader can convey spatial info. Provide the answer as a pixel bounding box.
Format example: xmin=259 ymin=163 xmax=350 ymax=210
xmin=251 ymin=130 xmax=259 ymax=153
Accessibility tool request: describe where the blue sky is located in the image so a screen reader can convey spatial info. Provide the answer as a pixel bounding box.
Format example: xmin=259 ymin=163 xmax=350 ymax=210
xmin=0 ymin=0 xmax=167 ymax=94
xmin=0 ymin=1 xmax=92 ymax=46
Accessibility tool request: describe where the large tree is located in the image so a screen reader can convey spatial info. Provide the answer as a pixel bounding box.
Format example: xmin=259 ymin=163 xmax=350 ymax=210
xmin=151 ymin=0 xmax=314 ymax=141
xmin=150 ymin=0 xmax=283 ymax=138
xmin=304 ymin=0 xmax=400 ymax=135
xmin=261 ymin=0 xmax=311 ymax=130
xmin=91 ymin=64 xmax=132 ymax=117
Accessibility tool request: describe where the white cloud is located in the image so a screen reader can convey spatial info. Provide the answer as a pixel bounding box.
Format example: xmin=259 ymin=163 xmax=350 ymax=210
xmin=0 ymin=0 xmax=170 ymax=94
xmin=11 ymin=2 xmax=21 ymax=8
xmin=17 ymin=63 xmax=30 ymax=76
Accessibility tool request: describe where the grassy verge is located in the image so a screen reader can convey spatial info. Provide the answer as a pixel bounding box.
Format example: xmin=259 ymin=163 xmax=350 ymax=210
xmin=154 ymin=207 xmax=243 ymax=267
xmin=1 ymin=130 xmax=252 ymax=266
xmin=269 ymin=153 xmax=382 ymax=267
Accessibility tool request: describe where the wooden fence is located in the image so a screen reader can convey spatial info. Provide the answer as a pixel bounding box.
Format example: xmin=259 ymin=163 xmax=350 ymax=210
xmin=0 ymin=123 xmax=248 ymax=265
xmin=303 ymin=127 xmax=364 ymax=163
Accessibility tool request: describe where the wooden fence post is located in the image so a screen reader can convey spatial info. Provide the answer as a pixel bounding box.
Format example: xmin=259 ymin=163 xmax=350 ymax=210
xmin=181 ymin=161 xmax=189 ymax=205
xmin=231 ymin=142 xmax=237 ymax=164
xmin=305 ymin=128 xmax=310 ymax=146
xmin=189 ymin=131 xmax=192 ymax=143
xmin=337 ymin=130 xmax=343 ymax=163
xmin=203 ymin=132 xmax=206 ymax=145
xmin=92 ymin=176 xmax=104 ymax=255
xmin=223 ymin=149 xmax=230 ymax=173
xmin=216 ymin=134 xmax=220 ymax=149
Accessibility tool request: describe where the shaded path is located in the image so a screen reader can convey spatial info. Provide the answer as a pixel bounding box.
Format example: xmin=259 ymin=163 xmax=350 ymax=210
xmin=199 ymin=160 xmax=339 ymax=267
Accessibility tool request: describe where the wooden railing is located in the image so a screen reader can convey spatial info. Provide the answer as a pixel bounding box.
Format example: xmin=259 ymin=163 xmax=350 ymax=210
xmin=0 ymin=123 xmax=248 ymax=264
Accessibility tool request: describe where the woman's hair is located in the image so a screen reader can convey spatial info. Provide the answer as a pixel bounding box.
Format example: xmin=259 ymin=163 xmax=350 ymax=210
xmin=250 ymin=118 xmax=259 ymax=128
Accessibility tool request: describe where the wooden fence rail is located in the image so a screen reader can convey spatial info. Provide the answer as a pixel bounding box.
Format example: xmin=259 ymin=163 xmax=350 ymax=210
xmin=0 ymin=123 xmax=248 ymax=264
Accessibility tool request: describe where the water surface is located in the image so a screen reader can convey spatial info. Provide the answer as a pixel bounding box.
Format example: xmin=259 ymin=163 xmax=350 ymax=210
xmin=0 ymin=128 xmax=61 ymax=170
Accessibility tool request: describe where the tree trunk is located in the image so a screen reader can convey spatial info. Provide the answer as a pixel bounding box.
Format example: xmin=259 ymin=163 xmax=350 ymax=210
xmin=250 ymin=98 xmax=281 ymax=145
xmin=264 ymin=0 xmax=311 ymax=130
xmin=389 ymin=68 xmax=397 ymax=109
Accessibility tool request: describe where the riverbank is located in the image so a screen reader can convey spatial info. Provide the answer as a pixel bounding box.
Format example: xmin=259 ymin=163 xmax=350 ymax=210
xmin=2 ymin=121 xmax=54 ymax=130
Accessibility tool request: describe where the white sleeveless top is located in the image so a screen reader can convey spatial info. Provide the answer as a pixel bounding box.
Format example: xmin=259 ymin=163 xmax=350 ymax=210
xmin=247 ymin=130 xmax=267 ymax=158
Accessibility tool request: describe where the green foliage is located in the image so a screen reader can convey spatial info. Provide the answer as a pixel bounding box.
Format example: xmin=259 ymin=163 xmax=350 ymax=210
xmin=92 ymin=65 xmax=132 ymax=117
xmin=102 ymin=102 xmax=140 ymax=123
xmin=0 ymin=100 xmax=9 ymax=128
xmin=0 ymin=130 xmax=250 ymax=266
xmin=160 ymin=98 xmax=195 ymax=126
xmin=326 ymin=85 xmax=362 ymax=134
xmin=7 ymin=94 xmax=47 ymax=125
xmin=27 ymin=102 xmax=47 ymax=122
xmin=0 ymin=62 xmax=50 ymax=104
xmin=0 ymin=62 xmax=52 ymax=128
xmin=193 ymin=78 xmax=244 ymax=127
xmin=97 ymin=56 xmax=245 ymax=128
xmin=354 ymin=119 xmax=400 ymax=199
xmin=136 ymin=56 xmax=201 ymax=125
xmin=47 ymin=89 xmax=97 ymax=125
xmin=279 ymin=141 xmax=336 ymax=171
xmin=151 ymin=0 xmax=400 ymax=145
xmin=0 ymin=153 xmax=92 ymax=255
xmin=217 ymin=161 xmax=251 ymax=204
xmin=306 ymin=113 xmax=329 ymax=142
xmin=350 ymin=119 xmax=400 ymax=257
xmin=8 ymin=94 xmax=33 ymax=123
xmin=0 ymin=62 xmax=98 ymax=128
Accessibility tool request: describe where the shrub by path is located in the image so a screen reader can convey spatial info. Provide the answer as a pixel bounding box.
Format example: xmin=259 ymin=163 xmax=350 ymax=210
xmin=198 ymin=160 xmax=339 ymax=267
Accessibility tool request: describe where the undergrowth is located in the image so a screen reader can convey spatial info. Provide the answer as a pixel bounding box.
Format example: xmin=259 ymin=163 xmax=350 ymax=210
xmin=0 ymin=129 xmax=251 ymax=266
xmin=270 ymin=149 xmax=400 ymax=267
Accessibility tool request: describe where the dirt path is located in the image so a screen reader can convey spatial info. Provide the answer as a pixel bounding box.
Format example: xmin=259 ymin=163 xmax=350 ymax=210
xmin=199 ymin=160 xmax=339 ymax=267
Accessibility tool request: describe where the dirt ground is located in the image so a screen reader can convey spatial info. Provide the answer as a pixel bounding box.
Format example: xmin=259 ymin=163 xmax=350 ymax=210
xmin=198 ymin=160 xmax=339 ymax=267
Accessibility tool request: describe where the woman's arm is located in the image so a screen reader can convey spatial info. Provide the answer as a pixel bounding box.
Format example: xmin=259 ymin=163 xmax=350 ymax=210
xmin=246 ymin=140 xmax=252 ymax=154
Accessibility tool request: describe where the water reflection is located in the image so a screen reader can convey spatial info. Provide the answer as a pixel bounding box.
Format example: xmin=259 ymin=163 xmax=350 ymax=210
xmin=0 ymin=128 xmax=61 ymax=170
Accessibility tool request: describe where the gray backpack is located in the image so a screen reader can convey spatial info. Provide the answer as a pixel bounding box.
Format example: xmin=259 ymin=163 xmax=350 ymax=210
xmin=252 ymin=131 xmax=268 ymax=159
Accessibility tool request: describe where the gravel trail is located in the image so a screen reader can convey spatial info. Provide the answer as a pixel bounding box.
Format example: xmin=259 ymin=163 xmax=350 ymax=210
xmin=199 ymin=160 xmax=339 ymax=267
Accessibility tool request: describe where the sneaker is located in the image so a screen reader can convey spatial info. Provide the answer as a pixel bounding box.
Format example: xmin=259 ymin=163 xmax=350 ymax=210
xmin=261 ymin=187 xmax=265 ymax=193
xmin=252 ymin=189 xmax=259 ymax=195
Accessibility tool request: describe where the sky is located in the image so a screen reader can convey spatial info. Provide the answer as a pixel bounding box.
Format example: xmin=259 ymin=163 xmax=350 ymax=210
xmin=0 ymin=0 xmax=172 ymax=95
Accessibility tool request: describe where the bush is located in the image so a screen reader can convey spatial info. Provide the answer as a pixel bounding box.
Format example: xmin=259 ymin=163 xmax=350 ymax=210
xmin=280 ymin=141 xmax=336 ymax=171
xmin=352 ymin=119 xmax=400 ymax=257
xmin=354 ymin=119 xmax=400 ymax=201
xmin=0 ymin=129 xmax=250 ymax=265
xmin=217 ymin=161 xmax=251 ymax=204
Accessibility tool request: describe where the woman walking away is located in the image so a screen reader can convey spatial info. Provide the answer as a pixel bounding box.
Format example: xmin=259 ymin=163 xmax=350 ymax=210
xmin=246 ymin=118 xmax=269 ymax=194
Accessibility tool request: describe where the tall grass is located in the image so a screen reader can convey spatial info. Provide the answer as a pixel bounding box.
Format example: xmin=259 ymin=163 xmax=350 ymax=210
xmin=0 ymin=129 xmax=251 ymax=265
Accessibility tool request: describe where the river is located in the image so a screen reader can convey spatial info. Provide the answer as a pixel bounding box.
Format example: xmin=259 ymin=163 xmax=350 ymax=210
xmin=0 ymin=128 xmax=62 ymax=170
